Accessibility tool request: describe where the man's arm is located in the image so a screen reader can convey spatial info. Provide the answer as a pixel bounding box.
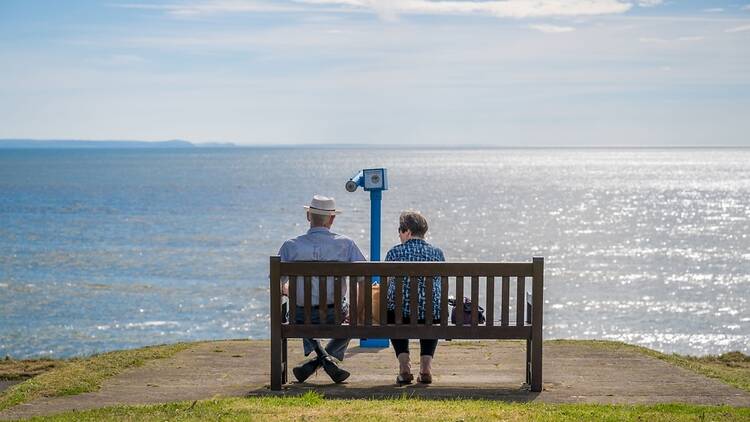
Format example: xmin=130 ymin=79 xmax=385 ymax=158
xmin=349 ymin=240 xmax=367 ymax=262
xmin=278 ymin=241 xmax=293 ymax=295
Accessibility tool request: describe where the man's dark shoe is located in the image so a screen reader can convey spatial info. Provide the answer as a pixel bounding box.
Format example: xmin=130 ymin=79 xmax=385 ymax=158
xmin=321 ymin=356 xmax=350 ymax=383
xmin=292 ymin=357 xmax=322 ymax=383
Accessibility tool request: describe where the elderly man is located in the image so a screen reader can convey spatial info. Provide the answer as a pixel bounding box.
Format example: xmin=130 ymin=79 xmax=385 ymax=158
xmin=278 ymin=195 xmax=366 ymax=383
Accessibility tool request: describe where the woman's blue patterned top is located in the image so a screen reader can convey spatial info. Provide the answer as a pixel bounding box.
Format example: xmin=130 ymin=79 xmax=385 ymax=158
xmin=385 ymin=238 xmax=445 ymax=320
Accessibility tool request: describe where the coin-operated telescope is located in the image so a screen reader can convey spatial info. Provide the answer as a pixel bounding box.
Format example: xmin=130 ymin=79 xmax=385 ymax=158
xmin=345 ymin=168 xmax=389 ymax=348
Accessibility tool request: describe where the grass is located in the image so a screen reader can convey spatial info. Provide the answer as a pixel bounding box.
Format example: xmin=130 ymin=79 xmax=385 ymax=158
xmin=0 ymin=357 xmax=63 ymax=381
xmin=0 ymin=343 xmax=191 ymax=412
xmin=20 ymin=391 xmax=750 ymax=421
xmin=549 ymin=340 xmax=750 ymax=393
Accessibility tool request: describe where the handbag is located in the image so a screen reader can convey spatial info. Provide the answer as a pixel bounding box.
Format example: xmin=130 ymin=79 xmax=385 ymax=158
xmin=449 ymin=297 xmax=486 ymax=325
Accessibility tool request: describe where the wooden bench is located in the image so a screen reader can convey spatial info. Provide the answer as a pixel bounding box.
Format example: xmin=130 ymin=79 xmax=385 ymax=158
xmin=269 ymin=256 xmax=544 ymax=391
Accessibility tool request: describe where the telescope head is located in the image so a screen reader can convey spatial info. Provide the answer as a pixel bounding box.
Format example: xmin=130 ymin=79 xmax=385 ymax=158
xmin=345 ymin=168 xmax=388 ymax=193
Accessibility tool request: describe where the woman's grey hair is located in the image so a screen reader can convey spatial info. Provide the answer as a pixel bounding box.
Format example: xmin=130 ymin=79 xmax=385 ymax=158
xmin=398 ymin=211 xmax=428 ymax=238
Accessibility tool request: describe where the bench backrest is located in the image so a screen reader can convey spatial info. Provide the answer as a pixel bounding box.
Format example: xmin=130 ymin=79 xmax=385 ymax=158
xmin=270 ymin=257 xmax=544 ymax=340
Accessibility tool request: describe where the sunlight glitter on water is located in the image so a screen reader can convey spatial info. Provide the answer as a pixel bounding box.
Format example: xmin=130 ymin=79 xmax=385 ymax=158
xmin=1 ymin=148 xmax=748 ymax=358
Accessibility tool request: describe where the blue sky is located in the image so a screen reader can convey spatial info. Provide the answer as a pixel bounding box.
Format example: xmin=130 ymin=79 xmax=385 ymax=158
xmin=1 ymin=0 xmax=749 ymax=146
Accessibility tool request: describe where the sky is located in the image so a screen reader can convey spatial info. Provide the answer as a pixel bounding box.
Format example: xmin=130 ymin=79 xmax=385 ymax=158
xmin=0 ymin=0 xmax=749 ymax=146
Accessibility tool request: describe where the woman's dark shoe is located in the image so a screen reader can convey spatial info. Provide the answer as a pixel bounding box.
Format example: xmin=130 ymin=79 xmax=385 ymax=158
xmin=417 ymin=373 xmax=432 ymax=384
xmin=396 ymin=373 xmax=414 ymax=385
xmin=292 ymin=357 xmax=321 ymax=383
xmin=321 ymin=356 xmax=350 ymax=383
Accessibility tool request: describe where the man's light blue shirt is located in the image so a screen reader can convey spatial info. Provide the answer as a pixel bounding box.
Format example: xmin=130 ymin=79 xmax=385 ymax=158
xmin=278 ymin=227 xmax=366 ymax=306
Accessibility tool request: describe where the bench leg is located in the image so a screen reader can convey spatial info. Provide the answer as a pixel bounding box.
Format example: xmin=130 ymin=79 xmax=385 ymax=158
xmin=271 ymin=332 xmax=283 ymax=390
xmin=525 ymin=339 xmax=531 ymax=386
xmin=530 ymin=337 xmax=543 ymax=392
xmin=282 ymin=338 xmax=288 ymax=385
xmin=271 ymin=329 xmax=284 ymax=391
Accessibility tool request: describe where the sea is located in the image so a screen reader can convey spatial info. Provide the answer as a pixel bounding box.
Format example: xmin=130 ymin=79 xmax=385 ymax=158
xmin=1 ymin=147 xmax=748 ymax=358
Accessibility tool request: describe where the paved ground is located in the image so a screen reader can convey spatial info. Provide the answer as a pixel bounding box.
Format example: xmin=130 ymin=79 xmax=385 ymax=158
xmin=2 ymin=340 xmax=749 ymax=420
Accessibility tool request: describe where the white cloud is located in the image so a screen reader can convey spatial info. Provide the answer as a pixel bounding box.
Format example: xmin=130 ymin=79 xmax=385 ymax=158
xmin=119 ymin=0 xmax=634 ymax=19
xmin=528 ymin=24 xmax=576 ymax=33
xmin=116 ymin=1 xmax=315 ymax=17
xmin=703 ymin=8 xmax=724 ymax=13
xmin=301 ymin=0 xmax=634 ymax=18
xmin=637 ymin=0 xmax=663 ymax=7
xmin=677 ymin=36 xmax=705 ymax=41
xmin=725 ymin=24 xmax=750 ymax=32
xmin=743 ymin=5 xmax=750 ymax=11
xmin=639 ymin=36 xmax=704 ymax=43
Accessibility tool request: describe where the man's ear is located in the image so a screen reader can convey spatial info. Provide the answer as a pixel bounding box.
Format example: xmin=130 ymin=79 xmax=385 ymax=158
xmin=328 ymin=215 xmax=336 ymax=225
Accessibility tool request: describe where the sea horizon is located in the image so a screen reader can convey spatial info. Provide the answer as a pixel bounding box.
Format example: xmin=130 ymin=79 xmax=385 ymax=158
xmin=1 ymin=139 xmax=750 ymax=150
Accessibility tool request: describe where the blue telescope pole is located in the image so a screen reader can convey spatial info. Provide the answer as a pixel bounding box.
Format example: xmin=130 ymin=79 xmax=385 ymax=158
xmin=346 ymin=168 xmax=389 ymax=348
xmin=361 ymin=189 xmax=388 ymax=347
xmin=370 ymin=190 xmax=382 ymax=262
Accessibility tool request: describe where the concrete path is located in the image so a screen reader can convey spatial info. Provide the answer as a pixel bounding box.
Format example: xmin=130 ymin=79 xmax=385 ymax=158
xmin=2 ymin=340 xmax=749 ymax=420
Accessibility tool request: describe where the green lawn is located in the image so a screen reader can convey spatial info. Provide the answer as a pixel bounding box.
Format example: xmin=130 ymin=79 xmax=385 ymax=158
xmin=23 ymin=392 xmax=750 ymax=421
xmin=0 ymin=343 xmax=190 ymax=411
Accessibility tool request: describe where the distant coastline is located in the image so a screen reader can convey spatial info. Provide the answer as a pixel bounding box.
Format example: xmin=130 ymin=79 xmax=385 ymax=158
xmin=0 ymin=139 xmax=235 ymax=149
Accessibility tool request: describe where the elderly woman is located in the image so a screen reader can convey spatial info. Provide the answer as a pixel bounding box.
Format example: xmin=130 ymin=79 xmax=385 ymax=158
xmin=386 ymin=211 xmax=445 ymax=384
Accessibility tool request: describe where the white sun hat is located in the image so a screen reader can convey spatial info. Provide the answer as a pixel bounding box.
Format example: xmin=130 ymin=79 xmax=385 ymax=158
xmin=303 ymin=195 xmax=342 ymax=215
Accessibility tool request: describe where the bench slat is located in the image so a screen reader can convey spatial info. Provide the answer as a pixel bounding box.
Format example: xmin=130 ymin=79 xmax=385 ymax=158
xmin=425 ymin=274 xmax=433 ymax=325
xmin=349 ymin=276 xmax=358 ymax=327
xmin=516 ymin=276 xmax=525 ymax=326
xmin=501 ymin=276 xmax=509 ymax=326
xmin=486 ymin=275 xmax=494 ymax=326
xmin=334 ymin=276 xmax=342 ymax=325
xmin=283 ymin=324 xmax=532 ymax=340
xmin=471 ymin=276 xmax=479 ymax=326
xmin=304 ymin=276 xmax=312 ymax=325
xmin=394 ymin=277 xmax=403 ymax=324
xmin=379 ymin=277 xmax=388 ymax=326
xmin=440 ymin=276 xmax=448 ymax=326
xmin=364 ymin=276 xmax=372 ymax=326
xmin=410 ymin=276 xmax=418 ymax=325
xmin=280 ymin=262 xmax=534 ymax=277
xmin=319 ymin=275 xmax=327 ymax=324
xmin=288 ymin=276 xmax=297 ymax=325
xmin=455 ymin=276 xmax=464 ymax=326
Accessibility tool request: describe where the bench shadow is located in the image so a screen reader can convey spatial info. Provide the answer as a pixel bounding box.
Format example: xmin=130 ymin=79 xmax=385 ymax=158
xmin=248 ymin=383 xmax=540 ymax=402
